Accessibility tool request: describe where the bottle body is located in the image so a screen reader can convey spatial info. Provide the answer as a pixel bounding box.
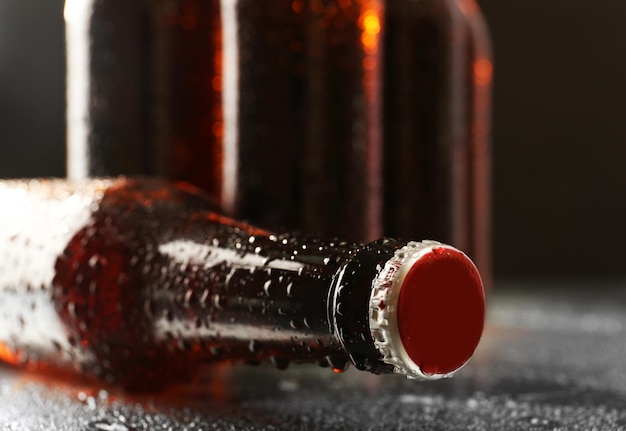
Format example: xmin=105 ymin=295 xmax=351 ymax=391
xmin=0 ymin=178 xmax=415 ymax=389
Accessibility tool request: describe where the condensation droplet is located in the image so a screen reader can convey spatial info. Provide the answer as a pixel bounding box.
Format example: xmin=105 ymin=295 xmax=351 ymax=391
xmin=248 ymin=339 xmax=260 ymax=353
xmin=184 ymin=289 xmax=194 ymax=306
xmin=270 ymin=356 xmax=290 ymax=370
xmin=88 ymin=254 xmax=100 ymax=268
xmin=290 ymin=320 xmax=303 ymax=329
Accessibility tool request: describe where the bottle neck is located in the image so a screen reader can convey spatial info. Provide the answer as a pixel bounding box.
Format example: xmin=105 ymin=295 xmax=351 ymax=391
xmin=153 ymin=215 xmax=369 ymax=368
xmin=329 ymin=237 xmax=404 ymax=374
xmin=168 ymin=216 xmax=406 ymax=373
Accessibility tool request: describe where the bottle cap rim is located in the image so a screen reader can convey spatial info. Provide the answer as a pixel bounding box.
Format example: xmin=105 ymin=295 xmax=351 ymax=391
xmin=369 ymin=240 xmax=485 ymax=379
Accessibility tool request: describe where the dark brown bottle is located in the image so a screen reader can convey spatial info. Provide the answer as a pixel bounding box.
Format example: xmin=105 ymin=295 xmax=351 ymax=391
xmin=64 ymin=1 xmax=492 ymax=267
xmin=65 ymin=0 xmax=225 ymax=199
xmin=382 ymin=0 xmax=492 ymax=282
xmin=0 ymin=178 xmax=485 ymax=390
xmin=64 ymin=0 xmax=382 ymax=240
xmin=233 ymin=0 xmax=384 ymax=240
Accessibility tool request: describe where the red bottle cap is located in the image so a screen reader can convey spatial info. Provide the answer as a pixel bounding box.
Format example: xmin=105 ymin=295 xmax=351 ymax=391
xmin=369 ymin=241 xmax=485 ymax=379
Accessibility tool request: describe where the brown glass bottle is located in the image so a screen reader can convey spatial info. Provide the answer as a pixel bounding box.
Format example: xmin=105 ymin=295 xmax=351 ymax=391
xmin=0 ymin=178 xmax=484 ymax=390
xmin=64 ymin=0 xmax=382 ymax=240
xmin=65 ymin=0 xmax=492 ymax=278
xmin=65 ymin=0 xmax=224 ymax=199
xmin=382 ymin=0 xmax=492 ymax=283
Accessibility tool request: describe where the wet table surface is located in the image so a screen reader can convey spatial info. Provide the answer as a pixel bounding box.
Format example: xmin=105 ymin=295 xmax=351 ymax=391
xmin=2 ymin=281 xmax=626 ymax=430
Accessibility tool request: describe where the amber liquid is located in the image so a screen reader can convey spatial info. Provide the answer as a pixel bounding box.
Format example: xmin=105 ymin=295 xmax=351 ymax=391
xmin=0 ymin=178 xmax=402 ymax=390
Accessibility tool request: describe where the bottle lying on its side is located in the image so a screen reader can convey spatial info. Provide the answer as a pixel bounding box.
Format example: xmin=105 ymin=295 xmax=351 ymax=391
xmin=0 ymin=178 xmax=485 ymax=390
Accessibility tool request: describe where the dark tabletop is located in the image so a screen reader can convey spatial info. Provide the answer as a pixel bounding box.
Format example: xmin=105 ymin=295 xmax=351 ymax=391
xmin=2 ymin=282 xmax=626 ymax=430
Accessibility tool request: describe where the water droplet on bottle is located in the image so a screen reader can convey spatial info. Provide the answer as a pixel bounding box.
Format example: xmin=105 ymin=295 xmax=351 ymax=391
xmin=419 ymin=363 xmax=437 ymax=376
xmin=200 ymin=288 xmax=210 ymax=305
xmin=88 ymin=254 xmax=100 ymax=268
xmin=323 ymin=257 xmax=330 ymax=265
xmin=432 ymin=247 xmax=447 ymax=256
xmin=67 ymin=335 xmax=77 ymax=347
xmin=144 ymin=299 xmax=157 ymax=317
xmin=248 ymin=339 xmax=261 ymax=353
xmin=184 ymin=289 xmax=194 ymax=306
xmin=66 ymin=301 xmax=77 ymax=320
xmin=129 ymin=255 xmax=139 ymax=267
xmin=326 ymin=356 xmax=349 ymax=373
xmin=89 ymin=420 xmax=128 ymax=431
xmin=270 ymin=356 xmax=290 ymax=370
xmin=181 ymin=340 xmax=193 ymax=351
xmin=290 ymin=320 xmax=303 ymax=329
xmin=164 ymin=309 xmax=174 ymax=322
xmin=212 ymin=294 xmax=224 ymax=309
xmin=349 ymin=353 xmax=373 ymax=371
xmin=224 ymin=268 xmax=236 ymax=287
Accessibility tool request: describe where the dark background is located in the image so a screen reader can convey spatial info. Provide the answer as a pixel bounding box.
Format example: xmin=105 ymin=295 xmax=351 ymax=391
xmin=0 ymin=0 xmax=624 ymax=279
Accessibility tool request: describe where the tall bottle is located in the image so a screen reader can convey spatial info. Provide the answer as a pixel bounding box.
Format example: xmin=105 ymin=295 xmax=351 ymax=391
xmin=64 ymin=0 xmax=225 ymax=199
xmin=382 ymin=0 xmax=493 ymax=283
xmin=0 ymin=178 xmax=485 ymax=390
xmin=64 ymin=1 xmax=492 ymax=274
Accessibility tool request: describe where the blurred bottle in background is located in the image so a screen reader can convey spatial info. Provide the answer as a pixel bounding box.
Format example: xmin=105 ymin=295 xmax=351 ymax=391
xmin=65 ymin=0 xmax=491 ymax=281
xmin=65 ymin=0 xmax=225 ymax=200
xmin=382 ymin=0 xmax=492 ymax=283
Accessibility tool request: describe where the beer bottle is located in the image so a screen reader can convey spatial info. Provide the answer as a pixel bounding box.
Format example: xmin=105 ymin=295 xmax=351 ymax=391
xmin=382 ymin=0 xmax=493 ymax=284
xmin=64 ymin=1 xmax=492 ymax=276
xmin=64 ymin=0 xmax=224 ymax=199
xmin=0 ymin=178 xmax=485 ymax=390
